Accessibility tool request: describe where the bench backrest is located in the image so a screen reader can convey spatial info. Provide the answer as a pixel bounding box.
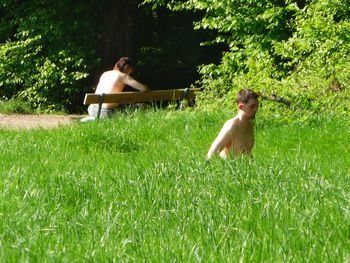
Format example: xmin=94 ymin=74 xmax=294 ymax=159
xmin=83 ymin=88 xmax=199 ymax=105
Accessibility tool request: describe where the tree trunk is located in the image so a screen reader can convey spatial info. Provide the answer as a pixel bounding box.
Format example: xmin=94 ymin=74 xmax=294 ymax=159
xmin=96 ymin=0 xmax=140 ymax=79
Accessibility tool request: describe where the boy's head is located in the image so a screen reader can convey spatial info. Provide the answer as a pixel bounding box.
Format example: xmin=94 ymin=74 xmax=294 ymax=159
xmin=237 ymin=89 xmax=259 ymax=119
xmin=114 ymin=57 xmax=135 ymax=75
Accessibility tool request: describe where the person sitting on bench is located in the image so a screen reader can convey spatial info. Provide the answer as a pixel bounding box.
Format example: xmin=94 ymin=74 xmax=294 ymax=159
xmin=82 ymin=57 xmax=149 ymax=121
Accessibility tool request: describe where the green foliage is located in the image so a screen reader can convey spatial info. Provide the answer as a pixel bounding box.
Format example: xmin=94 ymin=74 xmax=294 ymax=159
xmin=0 ymin=0 xmax=99 ymax=112
xmin=0 ymin=0 xmax=219 ymax=112
xmin=144 ymin=0 xmax=350 ymax=114
xmin=0 ymin=97 xmax=33 ymax=114
xmin=2 ymin=0 xmax=349 ymax=113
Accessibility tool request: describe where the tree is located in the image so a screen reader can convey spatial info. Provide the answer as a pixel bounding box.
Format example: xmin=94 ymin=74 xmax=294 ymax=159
xmin=143 ymin=0 xmax=350 ymax=113
xmin=136 ymin=6 xmax=223 ymax=90
xmin=0 ymin=0 xmax=218 ymax=112
xmin=96 ymin=0 xmax=141 ymax=76
xmin=0 ymin=0 xmax=100 ymax=112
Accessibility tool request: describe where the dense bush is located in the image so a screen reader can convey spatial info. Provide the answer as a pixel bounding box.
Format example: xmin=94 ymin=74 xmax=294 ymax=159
xmin=0 ymin=0 xmax=99 ymax=112
xmin=144 ymin=0 xmax=350 ymax=115
xmin=1 ymin=0 xmax=349 ymax=114
xmin=0 ymin=0 xmax=218 ymax=112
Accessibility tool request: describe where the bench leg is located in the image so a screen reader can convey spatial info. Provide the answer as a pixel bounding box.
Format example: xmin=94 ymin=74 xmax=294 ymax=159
xmin=179 ymin=88 xmax=190 ymax=110
xmin=97 ymin=93 xmax=105 ymax=120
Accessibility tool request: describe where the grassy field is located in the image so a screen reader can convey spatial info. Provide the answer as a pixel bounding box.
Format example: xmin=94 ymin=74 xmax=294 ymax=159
xmin=1 ymin=109 xmax=350 ymax=262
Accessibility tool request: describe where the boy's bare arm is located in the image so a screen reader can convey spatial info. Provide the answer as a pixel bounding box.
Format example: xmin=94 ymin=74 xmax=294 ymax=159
xmin=207 ymin=121 xmax=234 ymax=160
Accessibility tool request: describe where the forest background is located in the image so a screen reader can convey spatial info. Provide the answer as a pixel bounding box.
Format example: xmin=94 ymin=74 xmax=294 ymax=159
xmin=0 ymin=0 xmax=349 ymax=115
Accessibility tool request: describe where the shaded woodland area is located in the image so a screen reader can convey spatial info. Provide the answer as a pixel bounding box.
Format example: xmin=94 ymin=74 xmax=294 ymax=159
xmin=0 ymin=0 xmax=349 ymax=113
xmin=0 ymin=0 xmax=222 ymax=112
xmin=97 ymin=0 xmax=222 ymax=88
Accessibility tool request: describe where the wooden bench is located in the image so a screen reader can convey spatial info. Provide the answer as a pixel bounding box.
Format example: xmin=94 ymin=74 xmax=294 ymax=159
xmin=83 ymin=88 xmax=199 ymax=119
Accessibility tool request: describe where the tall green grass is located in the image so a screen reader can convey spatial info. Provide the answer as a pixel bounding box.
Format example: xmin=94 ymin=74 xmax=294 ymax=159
xmin=1 ymin=110 xmax=349 ymax=262
xmin=0 ymin=98 xmax=34 ymax=114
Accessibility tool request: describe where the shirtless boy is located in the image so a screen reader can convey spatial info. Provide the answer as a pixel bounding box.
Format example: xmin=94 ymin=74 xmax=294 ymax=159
xmin=84 ymin=57 xmax=149 ymax=120
xmin=207 ymin=89 xmax=259 ymax=160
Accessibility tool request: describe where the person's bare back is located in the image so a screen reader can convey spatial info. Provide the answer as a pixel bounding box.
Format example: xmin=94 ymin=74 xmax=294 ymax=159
xmin=95 ymin=69 xmax=148 ymax=109
xmin=207 ymin=89 xmax=259 ymax=160
xmin=95 ymin=70 xmax=126 ymax=94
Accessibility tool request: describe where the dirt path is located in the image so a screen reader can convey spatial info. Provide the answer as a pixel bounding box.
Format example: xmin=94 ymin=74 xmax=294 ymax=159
xmin=0 ymin=114 xmax=84 ymax=129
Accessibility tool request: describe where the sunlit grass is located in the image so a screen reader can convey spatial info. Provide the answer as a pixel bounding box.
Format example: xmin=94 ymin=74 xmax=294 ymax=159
xmin=1 ymin=110 xmax=349 ymax=261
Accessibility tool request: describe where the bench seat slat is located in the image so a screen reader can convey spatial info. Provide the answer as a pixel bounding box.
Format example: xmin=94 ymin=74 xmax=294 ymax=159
xmin=83 ymin=89 xmax=199 ymax=105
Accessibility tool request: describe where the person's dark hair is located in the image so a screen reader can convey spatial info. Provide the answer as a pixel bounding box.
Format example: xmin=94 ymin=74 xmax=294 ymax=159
xmin=113 ymin=57 xmax=135 ymax=73
xmin=237 ymin=89 xmax=259 ymax=104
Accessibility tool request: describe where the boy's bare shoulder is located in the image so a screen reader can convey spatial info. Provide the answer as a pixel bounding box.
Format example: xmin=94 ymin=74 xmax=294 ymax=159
xmin=223 ymin=116 xmax=240 ymax=129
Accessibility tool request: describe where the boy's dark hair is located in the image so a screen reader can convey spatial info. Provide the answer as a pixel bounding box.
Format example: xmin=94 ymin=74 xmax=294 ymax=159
xmin=237 ymin=89 xmax=259 ymax=104
xmin=114 ymin=57 xmax=135 ymax=73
